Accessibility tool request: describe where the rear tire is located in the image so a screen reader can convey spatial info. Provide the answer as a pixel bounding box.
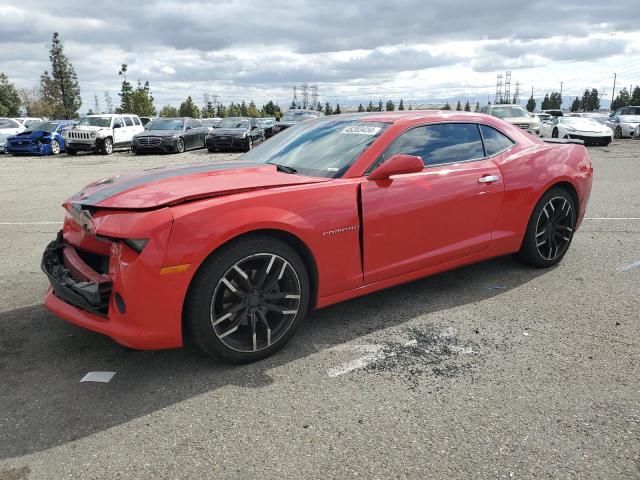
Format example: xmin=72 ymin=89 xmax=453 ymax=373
xmin=615 ymin=127 xmax=622 ymax=139
xmin=552 ymin=128 xmax=559 ymax=138
xmin=185 ymin=235 xmax=310 ymax=363
xmin=516 ymin=187 xmax=576 ymax=268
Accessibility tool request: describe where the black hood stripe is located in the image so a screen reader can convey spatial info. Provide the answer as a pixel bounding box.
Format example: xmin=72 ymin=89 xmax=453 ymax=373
xmin=74 ymin=161 xmax=266 ymax=206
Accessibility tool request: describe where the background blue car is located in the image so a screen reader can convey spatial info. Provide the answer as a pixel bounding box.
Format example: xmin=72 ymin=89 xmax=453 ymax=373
xmin=6 ymin=120 xmax=76 ymax=156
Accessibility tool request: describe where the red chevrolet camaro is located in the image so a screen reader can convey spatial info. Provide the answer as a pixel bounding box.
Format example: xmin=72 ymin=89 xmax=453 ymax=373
xmin=42 ymin=112 xmax=593 ymax=362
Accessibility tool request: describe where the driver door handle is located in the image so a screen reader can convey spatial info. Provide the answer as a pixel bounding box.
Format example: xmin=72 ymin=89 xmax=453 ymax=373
xmin=478 ymin=175 xmax=500 ymax=184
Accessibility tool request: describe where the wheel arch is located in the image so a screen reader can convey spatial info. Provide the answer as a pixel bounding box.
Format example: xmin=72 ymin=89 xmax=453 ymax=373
xmin=181 ymin=228 xmax=320 ymax=339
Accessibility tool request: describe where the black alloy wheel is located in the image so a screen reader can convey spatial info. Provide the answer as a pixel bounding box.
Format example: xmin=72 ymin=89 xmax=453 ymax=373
xmin=210 ymin=253 xmax=301 ymax=354
xmin=516 ymin=187 xmax=576 ymax=268
xmin=185 ymin=235 xmax=310 ymax=363
xmin=552 ymin=128 xmax=559 ymax=138
xmin=614 ymin=126 xmax=622 ymax=139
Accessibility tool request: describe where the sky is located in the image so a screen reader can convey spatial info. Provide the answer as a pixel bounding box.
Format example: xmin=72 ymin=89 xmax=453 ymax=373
xmin=1 ymin=0 xmax=640 ymax=112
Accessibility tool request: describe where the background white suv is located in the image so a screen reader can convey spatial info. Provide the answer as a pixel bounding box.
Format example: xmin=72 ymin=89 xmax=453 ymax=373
xmin=64 ymin=114 xmax=144 ymax=155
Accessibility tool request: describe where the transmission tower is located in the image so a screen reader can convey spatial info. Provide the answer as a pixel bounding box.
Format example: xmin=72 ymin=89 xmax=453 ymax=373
xmin=504 ymin=71 xmax=512 ymax=105
xmin=292 ymin=86 xmax=297 ymax=108
xmin=513 ymin=81 xmax=521 ymax=104
xmin=310 ymin=85 xmax=318 ymax=109
xmin=495 ymin=74 xmax=503 ymax=104
xmin=300 ymin=83 xmax=309 ymax=109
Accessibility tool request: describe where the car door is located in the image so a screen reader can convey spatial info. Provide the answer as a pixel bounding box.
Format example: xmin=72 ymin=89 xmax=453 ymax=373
xmin=250 ymin=119 xmax=262 ymax=143
xmin=361 ymin=122 xmax=505 ymax=284
xmin=112 ymin=116 xmax=127 ymax=145
xmin=191 ymin=119 xmax=204 ymax=147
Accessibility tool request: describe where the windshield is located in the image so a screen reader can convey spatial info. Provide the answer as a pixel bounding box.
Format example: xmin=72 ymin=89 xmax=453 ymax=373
xmin=219 ymin=118 xmax=250 ymax=129
xmin=241 ymin=118 xmax=389 ymax=178
xmin=258 ymin=119 xmax=274 ymax=127
xmin=146 ymin=119 xmax=184 ymax=130
xmin=201 ymin=119 xmax=221 ymax=127
xmin=32 ymin=121 xmax=59 ymax=133
xmin=491 ymin=106 xmax=529 ymax=118
xmin=620 ymin=115 xmax=640 ymax=122
xmin=282 ymin=111 xmax=319 ymax=121
xmin=79 ymin=116 xmax=111 ymax=127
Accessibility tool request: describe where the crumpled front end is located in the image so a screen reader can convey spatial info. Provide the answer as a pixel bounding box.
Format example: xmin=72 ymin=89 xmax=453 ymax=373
xmin=42 ymin=205 xmax=192 ymax=350
xmin=6 ymin=133 xmax=55 ymax=155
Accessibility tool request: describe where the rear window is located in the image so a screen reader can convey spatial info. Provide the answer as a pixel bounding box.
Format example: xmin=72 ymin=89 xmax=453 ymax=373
xmin=0 ymin=118 xmax=20 ymax=128
xmin=132 ymin=116 xmax=141 ymax=126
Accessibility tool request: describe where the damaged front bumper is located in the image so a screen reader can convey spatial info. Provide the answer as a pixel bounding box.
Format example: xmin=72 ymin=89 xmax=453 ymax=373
xmin=41 ymin=231 xmax=112 ymax=316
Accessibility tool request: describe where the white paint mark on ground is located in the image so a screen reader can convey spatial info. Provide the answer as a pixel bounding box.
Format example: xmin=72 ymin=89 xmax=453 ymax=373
xmin=618 ymin=260 xmax=640 ymax=272
xmin=80 ymin=371 xmax=116 ymax=383
xmin=327 ymin=344 xmax=389 ymax=378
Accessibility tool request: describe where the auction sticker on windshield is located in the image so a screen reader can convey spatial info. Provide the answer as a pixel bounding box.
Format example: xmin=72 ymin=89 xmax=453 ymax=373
xmin=340 ymin=125 xmax=382 ymax=135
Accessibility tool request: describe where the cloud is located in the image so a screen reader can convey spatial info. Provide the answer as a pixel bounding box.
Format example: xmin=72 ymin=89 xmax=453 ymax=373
xmin=0 ymin=0 xmax=638 ymax=109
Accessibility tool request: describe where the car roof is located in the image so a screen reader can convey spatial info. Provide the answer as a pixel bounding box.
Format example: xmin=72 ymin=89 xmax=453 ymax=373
xmin=335 ymin=110 xmax=502 ymax=125
xmin=84 ymin=113 xmax=139 ymax=117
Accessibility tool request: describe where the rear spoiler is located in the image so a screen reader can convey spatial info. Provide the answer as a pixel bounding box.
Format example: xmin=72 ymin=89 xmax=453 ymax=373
xmin=542 ymin=138 xmax=584 ymax=145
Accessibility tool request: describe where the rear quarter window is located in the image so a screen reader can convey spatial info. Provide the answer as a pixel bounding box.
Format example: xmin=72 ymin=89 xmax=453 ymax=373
xmin=479 ymin=125 xmax=515 ymax=156
xmin=124 ymin=116 xmax=134 ymax=127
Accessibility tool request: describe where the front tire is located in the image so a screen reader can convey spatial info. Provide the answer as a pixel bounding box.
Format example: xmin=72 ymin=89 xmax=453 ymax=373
xmin=185 ymin=235 xmax=310 ymax=363
xmin=50 ymin=140 xmax=61 ymax=155
xmin=516 ymin=187 xmax=577 ymax=268
xmin=552 ymin=128 xmax=559 ymax=138
xmin=175 ymin=137 xmax=185 ymax=153
xmin=66 ymin=147 xmax=77 ymax=156
xmin=101 ymin=137 xmax=113 ymax=155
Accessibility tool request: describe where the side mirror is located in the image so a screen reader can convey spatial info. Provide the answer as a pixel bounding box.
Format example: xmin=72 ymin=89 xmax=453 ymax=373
xmin=368 ymin=154 xmax=424 ymax=180
xmin=186 ymin=125 xmax=192 ymax=130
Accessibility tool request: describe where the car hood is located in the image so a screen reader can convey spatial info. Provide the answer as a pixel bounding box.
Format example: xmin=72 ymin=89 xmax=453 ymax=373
xmin=68 ymin=126 xmax=109 ymax=132
xmin=213 ymin=128 xmax=249 ymax=135
xmin=502 ymin=117 xmax=532 ymax=124
xmin=10 ymin=129 xmax=54 ymax=140
xmin=135 ymin=130 xmax=183 ymax=138
xmin=67 ymin=161 xmax=330 ymax=210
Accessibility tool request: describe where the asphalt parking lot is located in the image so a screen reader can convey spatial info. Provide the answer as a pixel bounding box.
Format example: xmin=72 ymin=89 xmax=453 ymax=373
xmin=0 ymin=142 xmax=639 ymax=480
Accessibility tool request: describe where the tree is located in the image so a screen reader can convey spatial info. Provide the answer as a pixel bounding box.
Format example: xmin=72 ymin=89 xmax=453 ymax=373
xmin=398 ymin=99 xmax=405 ymax=111
xmin=247 ymin=100 xmax=260 ymax=117
xmin=589 ymin=88 xmax=600 ymax=111
xmin=570 ymin=97 xmax=582 ymax=112
xmin=443 ymin=102 xmax=451 ymax=110
xmin=324 ymin=102 xmax=333 ymax=115
xmin=116 ymin=64 xmax=134 ymax=113
xmin=178 ymin=96 xmax=200 ymax=117
xmin=408 ymin=103 xmax=413 ymax=110
xmin=541 ymin=93 xmax=550 ymax=110
xmin=216 ymin=104 xmax=228 ymax=118
xmin=455 ymin=100 xmax=462 ymax=111
xmin=263 ymin=100 xmax=278 ymax=117
xmin=366 ymin=101 xmax=374 ymax=112
xmin=386 ymin=100 xmax=395 ymax=111
xmin=159 ymin=105 xmax=179 ymax=117
xmin=18 ymin=87 xmax=57 ymax=117
xmin=357 ymin=103 xmax=365 ymax=112
xmin=0 ymin=73 xmax=21 ymax=116
xmin=475 ymin=101 xmax=480 ymax=112
xmin=526 ymin=95 xmax=536 ymax=112
xmin=548 ymin=92 xmax=562 ymax=109
xmin=464 ymin=100 xmax=471 ymax=112
xmin=130 ymin=81 xmax=156 ymax=116
xmin=378 ymin=99 xmax=383 ymax=112
xmin=39 ymin=33 xmax=81 ymax=118
xmin=611 ymin=87 xmax=631 ymax=111
xmin=334 ymin=103 xmax=341 ymax=114
xmin=630 ymin=86 xmax=640 ymax=106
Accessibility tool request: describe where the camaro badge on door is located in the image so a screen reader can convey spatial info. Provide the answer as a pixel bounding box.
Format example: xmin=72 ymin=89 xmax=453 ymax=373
xmin=322 ymin=225 xmax=360 ymax=237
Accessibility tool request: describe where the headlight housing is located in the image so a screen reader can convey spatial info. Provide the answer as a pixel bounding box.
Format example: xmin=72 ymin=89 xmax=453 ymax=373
xmin=162 ymin=136 xmax=177 ymax=143
xmin=90 ymin=132 xmax=96 ymax=138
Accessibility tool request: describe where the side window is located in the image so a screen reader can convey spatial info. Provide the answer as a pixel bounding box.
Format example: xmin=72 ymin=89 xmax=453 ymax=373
xmin=384 ymin=123 xmax=484 ymax=167
xmin=112 ymin=117 xmax=124 ymax=128
xmin=479 ymin=125 xmax=514 ymax=156
xmin=191 ymin=119 xmax=202 ymax=128
xmin=124 ymin=116 xmax=134 ymax=127
xmin=132 ymin=116 xmax=141 ymax=126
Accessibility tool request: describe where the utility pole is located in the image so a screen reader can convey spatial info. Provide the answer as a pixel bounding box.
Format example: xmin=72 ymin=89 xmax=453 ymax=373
xmin=611 ymin=73 xmax=617 ymax=104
